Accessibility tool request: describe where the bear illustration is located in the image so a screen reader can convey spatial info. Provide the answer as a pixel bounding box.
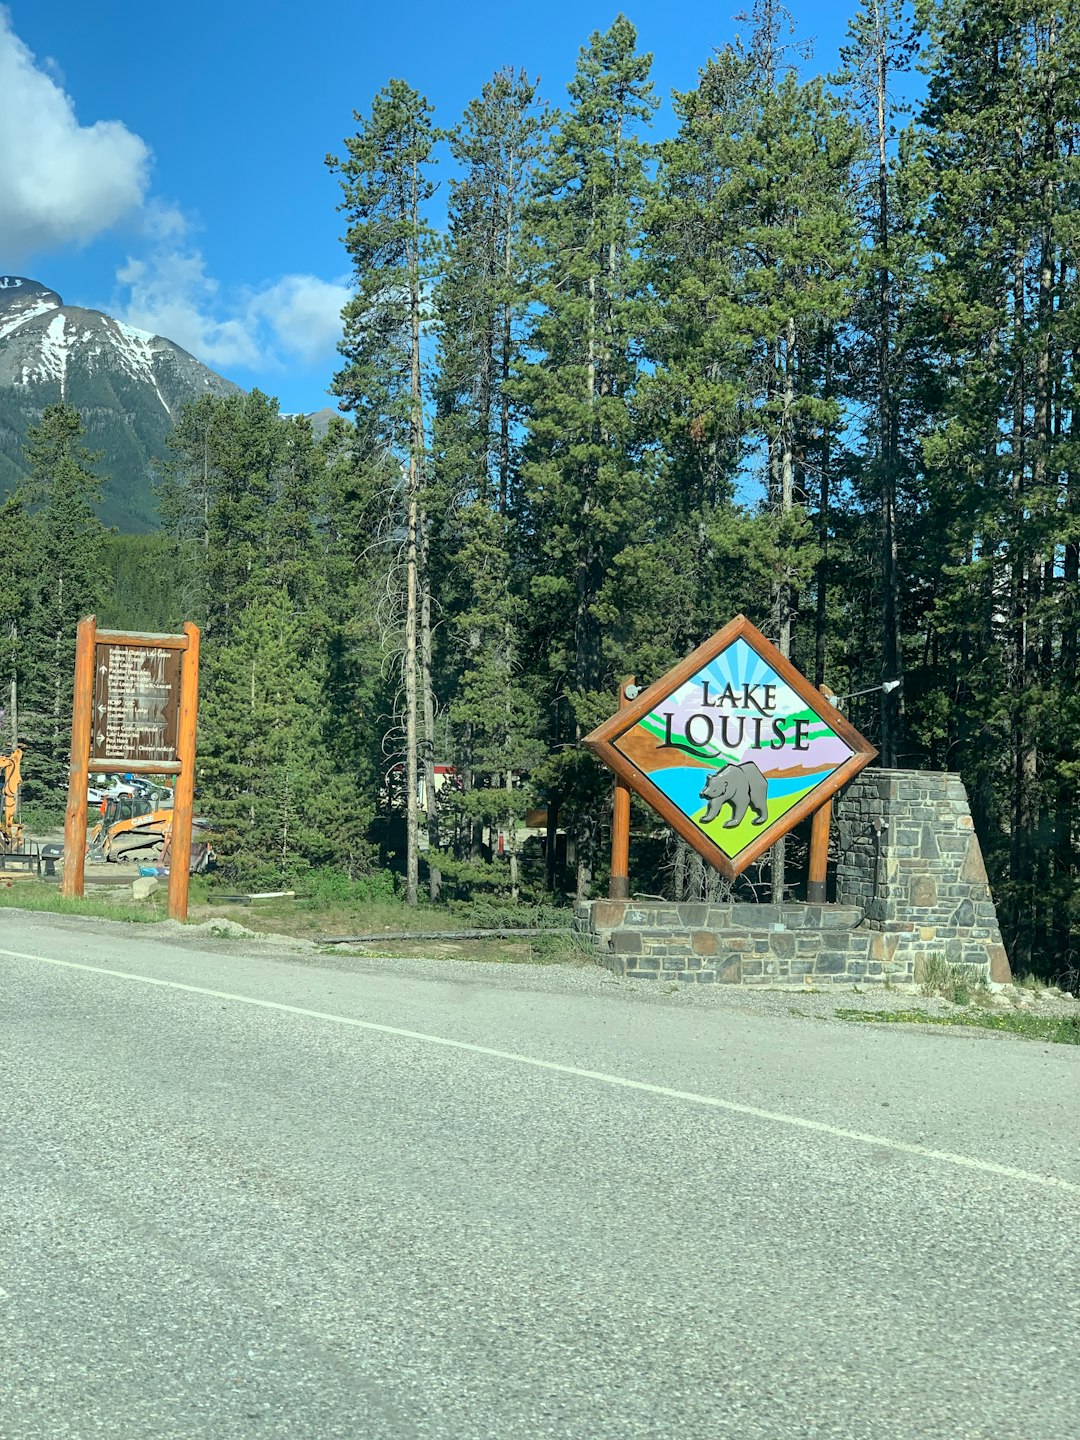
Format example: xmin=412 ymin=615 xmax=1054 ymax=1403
xmin=699 ymin=761 xmax=769 ymax=829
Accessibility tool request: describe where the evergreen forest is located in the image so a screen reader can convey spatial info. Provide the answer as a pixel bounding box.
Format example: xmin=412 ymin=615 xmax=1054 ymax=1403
xmin=5 ymin=0 xmax=1080 ymax=985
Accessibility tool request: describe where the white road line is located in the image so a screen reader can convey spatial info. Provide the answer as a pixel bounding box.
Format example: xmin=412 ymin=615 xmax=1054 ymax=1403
xmin=4 ymin=943 xmax=1079 ymax=1196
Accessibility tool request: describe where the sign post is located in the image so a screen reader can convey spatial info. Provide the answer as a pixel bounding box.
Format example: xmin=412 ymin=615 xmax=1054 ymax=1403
xmin=61 ymin=616 xmax=97 ymax=899
xmin=806 ymin=685 xmax=836 ymax=903
xmin=609 ymin=676 xmax=635 ymax=900
xmin=62 ymin=616 xmax=200 ymax=920
xmin=166 ymin=623 xmax=200 ymax=922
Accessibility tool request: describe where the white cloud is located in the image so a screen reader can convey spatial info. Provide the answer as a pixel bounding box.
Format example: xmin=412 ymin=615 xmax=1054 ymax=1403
xmin=250 ymin=275 xmax=351 ymax=366
xmin=0 ymin=7 xmax=150 ymax=257
xmin=116 ymin=247 xmax=265 ymax=369
xmin=114 ymin=237 xmax=348 ymax=374
xmin=0 ymin=10 xmax=348 ymax=380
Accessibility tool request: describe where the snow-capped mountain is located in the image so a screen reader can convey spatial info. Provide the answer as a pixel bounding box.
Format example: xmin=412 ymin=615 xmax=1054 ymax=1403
xmin=0 ymin=276 xmax=239 ymax=530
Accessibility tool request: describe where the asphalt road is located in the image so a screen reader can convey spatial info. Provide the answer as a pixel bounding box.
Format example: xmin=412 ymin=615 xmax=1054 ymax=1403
xmin=2 ymin=910 xmax=1078 ymax=1440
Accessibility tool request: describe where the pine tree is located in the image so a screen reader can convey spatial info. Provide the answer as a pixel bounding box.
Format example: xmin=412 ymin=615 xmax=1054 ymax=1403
xmin=0 ymin=492 xmax=38 ymax=755
xmin=329 ymin=79 xmax=438 ymax=905
xmin=911 ymin=0 xmax=1080 ymax=969
xmin=640 ymin=49 xmax=785 ymax=665
xmin=836 ymin=0 xmax=918 ymax=763
xmin=433 ymin=69 xmax=550 ymax=889
xmin=198 ymin=593 xmax=344 ymax=887
xmin=691 ymin=17 xmax=862 ymax=897
xmin=21 ymin=405 xmax=106 ymax=800
xmin=514 ymin=15 xmax=657 ymax=898
xmin=320 ymin=419 xmax=399 ymax=877
xmin=160 ymin=390 xmax=286 ymax=642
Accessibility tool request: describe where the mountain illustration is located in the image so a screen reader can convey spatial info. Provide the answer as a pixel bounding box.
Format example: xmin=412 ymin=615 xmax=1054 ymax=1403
xmin=0 ymin=276 xmax=241 ymax=530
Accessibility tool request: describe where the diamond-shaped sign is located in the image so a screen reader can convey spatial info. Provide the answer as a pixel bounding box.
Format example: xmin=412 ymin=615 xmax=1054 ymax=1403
xmin=584 ymin=615 xmax=878 ymax=879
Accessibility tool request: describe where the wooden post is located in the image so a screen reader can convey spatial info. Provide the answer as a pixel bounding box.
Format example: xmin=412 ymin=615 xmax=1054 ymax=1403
xmin=609 ymin=676 xmax=634 ymax=900
xmin=167 ymin=622 xmax=200 ymax=922
xmin=61 ymin=615 xmax=96 ymax=898
xmin=807 ymin=683 xmax=834 ymax=903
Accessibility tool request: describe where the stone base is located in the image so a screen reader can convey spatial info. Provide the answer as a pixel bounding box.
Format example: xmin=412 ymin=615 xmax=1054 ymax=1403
xmin=574 ymin=899 xmax=888 ymax=985
xmin=576 ymin=769 xmax=1011 ymax=987
xmin=836 ymin=769 xmax=1011 ymax=984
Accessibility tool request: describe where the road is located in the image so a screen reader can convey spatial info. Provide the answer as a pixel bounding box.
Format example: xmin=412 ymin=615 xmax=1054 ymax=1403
xmin=2 ymin=910 xmax=1078 ymax=1440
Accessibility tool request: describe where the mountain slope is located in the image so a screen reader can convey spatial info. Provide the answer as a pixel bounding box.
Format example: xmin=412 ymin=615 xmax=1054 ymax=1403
xmin=0 ymin=276 xmax=240 ymax=530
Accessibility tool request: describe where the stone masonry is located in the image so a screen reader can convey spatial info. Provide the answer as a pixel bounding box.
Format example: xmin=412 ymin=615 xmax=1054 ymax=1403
xmin=575 ymin=768 xmax=1011 ymax=987
xmin=834 ymin=768 xmax=1010 ymax=984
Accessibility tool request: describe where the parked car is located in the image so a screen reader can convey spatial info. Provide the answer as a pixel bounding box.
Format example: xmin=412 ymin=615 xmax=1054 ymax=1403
xmin=87 ymin=776 xmax=138 ymax=804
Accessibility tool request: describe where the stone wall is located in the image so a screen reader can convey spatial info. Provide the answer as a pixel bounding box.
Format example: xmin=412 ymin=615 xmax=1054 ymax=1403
xmin=574 ymin=899 xmax=876 ymax=984
xmin=835 ymin=769 xmax=1010 ymax=984
xmin=576 ymin=768 xmax=1011 ymax=986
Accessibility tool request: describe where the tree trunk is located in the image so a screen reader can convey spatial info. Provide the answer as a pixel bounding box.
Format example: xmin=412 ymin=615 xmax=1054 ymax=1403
xmin=545 ymin=794 xmax=560 ymax=894
xmin=9 ymin=621 xmax=18 ymax=750
xmin=405 ymin=490 xmax=419 ymax=907
xmin=404 ymin=159 xmax=425 ymax=907
xmin=814 ymin=331 xmax=832 ymax=688
xmin=420 ymin=535 xmax=440 ymax=902
xmin=876 ymin=19 xmax=903 ymax=767
xmin=1009 ymin=195 xmax=1032 ymax=970
xmin=772 ymin=317 xmax=796 ymax=904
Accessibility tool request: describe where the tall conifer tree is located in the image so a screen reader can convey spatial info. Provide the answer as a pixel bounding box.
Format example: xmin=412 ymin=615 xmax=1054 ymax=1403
xmin=913 ymin=0 xmax=1080 ymax=967
xmin=433 ymin=69 xmax=549 ymax=888
xmin=837 ymin=0 xmax=918 ymax=763
xmin=21 ymin=405 xmax=105 ymax=798
xmin=329 ymin=80 xmax=438 ymax=905
xmin=515 ymin=15 xmax=657 ymax=897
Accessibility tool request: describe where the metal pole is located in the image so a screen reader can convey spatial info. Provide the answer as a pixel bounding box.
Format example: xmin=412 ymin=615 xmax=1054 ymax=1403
xmin=608 ymin=676 xmax=634 ymax=900
xmin=61 ymin=615 xmax=96 ymax=898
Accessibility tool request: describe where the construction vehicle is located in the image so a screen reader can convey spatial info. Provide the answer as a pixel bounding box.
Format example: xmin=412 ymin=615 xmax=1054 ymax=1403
xmin=88 ymin=794 xmax=169 ymax=862
xmin=88 ymin=793 xmax=215 ymax=871
xmin=1 ymin=747 xmax=24 ymax=855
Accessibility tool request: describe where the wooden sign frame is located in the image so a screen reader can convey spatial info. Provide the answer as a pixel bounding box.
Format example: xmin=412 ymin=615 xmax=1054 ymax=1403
xmin=584 ymin=615 xmax=877 ymax=880
xmin=62 ymin=615 xmax=200 ymax=920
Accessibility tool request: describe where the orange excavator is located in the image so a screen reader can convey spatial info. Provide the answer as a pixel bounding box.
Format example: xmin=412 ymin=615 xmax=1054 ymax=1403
xmin=0 ymin=746 xmax=23 ymax=855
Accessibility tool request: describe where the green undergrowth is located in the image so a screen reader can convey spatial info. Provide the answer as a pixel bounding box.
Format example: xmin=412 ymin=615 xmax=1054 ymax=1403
xmin=190 ymin=869 xmax=571 ymax=942
xmin=16 ymin=803 xmax=66 ymax=835
xmin=0 ymin=882 xmax=166 ymax=924
xmin=0 ymin=879 xmax=587 ymax=967
xmin=1 ymin=870 xmax=583 ymax=963
xmin=835 ymin=1008 xmax=1080 ymax=1045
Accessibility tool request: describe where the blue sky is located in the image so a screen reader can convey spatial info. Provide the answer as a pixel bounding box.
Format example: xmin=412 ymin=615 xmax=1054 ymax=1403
xmin=3 ymin=0 xmax=873 ymax=414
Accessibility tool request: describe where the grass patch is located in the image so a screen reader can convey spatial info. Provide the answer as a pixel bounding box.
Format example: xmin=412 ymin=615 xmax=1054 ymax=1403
xmin=0 ymin=871 xmax=585 ymax=968
xmin=188 ymin=871 xmax=573 ymax=946
xmin=0 ymin=881 xmax=166 ymax=924
xmin=316 ymin=930 xmax=595 ymax=967
xmin=835 ymin=1007 xmax=1080 ymax=1045
xmin=525 ymin=930 xmax=596 ymax=965
xmin=915 ymin=952 xmax=991 ymax=1006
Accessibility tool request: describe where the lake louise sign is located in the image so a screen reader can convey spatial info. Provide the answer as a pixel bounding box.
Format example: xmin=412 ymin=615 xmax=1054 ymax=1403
xmin=585 ymin=615 xmax=878 ymax=879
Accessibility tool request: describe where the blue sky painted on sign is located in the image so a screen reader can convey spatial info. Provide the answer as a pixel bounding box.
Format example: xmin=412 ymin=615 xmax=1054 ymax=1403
xmin=2 ymin=1 xmax=918 ymax=415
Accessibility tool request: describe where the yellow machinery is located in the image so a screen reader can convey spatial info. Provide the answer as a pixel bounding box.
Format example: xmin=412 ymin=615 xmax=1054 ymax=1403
xmin=0 ymin=747 xmax=23 ymax=854
xmin=88 ymin=795 xmax=172 ymax=863
xmin=88 ymin=794 xmax=215 ymax=871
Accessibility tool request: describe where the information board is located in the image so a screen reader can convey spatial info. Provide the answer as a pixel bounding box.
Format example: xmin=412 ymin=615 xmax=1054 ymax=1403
xmin=91 ymin=643 xmax=181 ymax=765
xmin=63 ymin=617 xmax=200 ymax=921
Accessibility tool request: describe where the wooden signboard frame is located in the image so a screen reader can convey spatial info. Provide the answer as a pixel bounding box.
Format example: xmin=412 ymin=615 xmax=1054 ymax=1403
xmin=62 ymin=615 xmax=200 ymax=921
xmin=585 ymin=615 xmax=877 ymax=882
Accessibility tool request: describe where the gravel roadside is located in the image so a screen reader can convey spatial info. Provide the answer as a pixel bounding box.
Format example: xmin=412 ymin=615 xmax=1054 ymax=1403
xmin=6 ymin=906 xmax=1077 ymax=1039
